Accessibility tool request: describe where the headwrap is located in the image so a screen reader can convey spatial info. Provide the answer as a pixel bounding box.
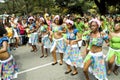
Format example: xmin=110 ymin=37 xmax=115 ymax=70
xmin=65 ymin=19 xmax=74 ymax=26
xmin=40 ymin=17 xmax=45 ymax=22
xmin=89 ymin=18 xmax=101 ymax=27
xmin=53 ymin=15 xmax=60 ymax=22
xmin=28 ymin=16 xmax=35 ymax=22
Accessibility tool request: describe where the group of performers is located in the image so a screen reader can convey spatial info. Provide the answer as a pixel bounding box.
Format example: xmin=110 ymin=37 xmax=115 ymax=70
xmin=0 ymin=13 xmax=120 ymax=80
xmin=36 ymin=14 xmax=120 ymax=80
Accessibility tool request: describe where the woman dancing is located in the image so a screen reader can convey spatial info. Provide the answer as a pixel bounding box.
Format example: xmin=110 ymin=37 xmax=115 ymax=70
xmin=28 ymin=16 xmax=38 ymax=52
xmin=50 ymin=15 xmax=66 ymax=65
xmin=39 ymin=17 xmax=51 ymax=58
xmin=106 ymin=23 xmax=120 ymax=75
xmin=64 ymin=19 xmax=83 ymax=75
xmin=83 ymin=18 xmax=108 ymax=80
xmin=0 ymin=26 xmax=18 ymax=80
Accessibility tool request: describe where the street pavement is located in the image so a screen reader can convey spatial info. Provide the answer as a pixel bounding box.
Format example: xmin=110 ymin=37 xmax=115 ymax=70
xmin=12 ymin=44 xmax=120 ymax=80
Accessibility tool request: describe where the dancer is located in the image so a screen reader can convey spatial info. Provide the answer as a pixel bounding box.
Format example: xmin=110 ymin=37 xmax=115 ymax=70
xmin=83 ymin=18 xmax=108 ymax=80
xmin=28 ymin=16 xmax=38 ymax=52
xmin=39 ymin=17 xmax=51 ymax=58
xmin=50 ymin=15 xmax=66 ymax=65
xmin=106 ymin=23 xmax=120 ymax=75
xmin=0 ymin=26 xmax=18 ymax=80
xmin=64 ymin=19 xmax=83 ymax=75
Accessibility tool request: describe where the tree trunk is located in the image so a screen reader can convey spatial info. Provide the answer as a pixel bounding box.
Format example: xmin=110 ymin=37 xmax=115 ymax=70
xmin=94 ymin=0 xmax=107 ymax=15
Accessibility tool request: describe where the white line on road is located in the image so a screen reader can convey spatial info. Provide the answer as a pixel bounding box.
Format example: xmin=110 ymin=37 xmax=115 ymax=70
xmin=18 ymin=60 xmax=60 ymax=74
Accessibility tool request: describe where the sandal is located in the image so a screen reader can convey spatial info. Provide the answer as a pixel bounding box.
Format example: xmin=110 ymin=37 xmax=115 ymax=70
xmin=51 ymin=62 xmax=58 ymax=65
xmin=40 ymin=55 xmax=44 ymax=58
xmin=71 ymin=72 xmax=78 ymax=76
xmin=65 ymin=70 xmax=72 ymax=74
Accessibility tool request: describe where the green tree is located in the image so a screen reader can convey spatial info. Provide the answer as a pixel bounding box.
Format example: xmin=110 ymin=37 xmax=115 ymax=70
xmin=0 ymin=0 xmax=120 ymax=15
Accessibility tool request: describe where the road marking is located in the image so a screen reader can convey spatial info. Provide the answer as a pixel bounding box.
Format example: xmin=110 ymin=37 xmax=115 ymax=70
xmin=18 ymin=60 xmax=60 ymax=74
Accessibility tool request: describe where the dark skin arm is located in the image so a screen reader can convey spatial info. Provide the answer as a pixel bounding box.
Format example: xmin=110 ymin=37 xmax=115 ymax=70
xmin=60 ymin=26 xmax=67 ymax=33
xmin=70 ymin=32 xmax=82 ymax=44
xmin=29 ymin=27 xmax=36 ymax=33
xmin=0 ymin=41 xmax=8 ymax=53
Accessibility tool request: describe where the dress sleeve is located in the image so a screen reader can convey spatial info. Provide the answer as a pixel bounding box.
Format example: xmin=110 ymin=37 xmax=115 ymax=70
xmin=0 ymin=37 xmax=8 ymax=45
xmin=73 ymin=29 xmax=78 ymax=35
xmin=102 ymin=32 xmax=109 ymax=40
xmin=103 ymin=34 xmax=109 ymax=40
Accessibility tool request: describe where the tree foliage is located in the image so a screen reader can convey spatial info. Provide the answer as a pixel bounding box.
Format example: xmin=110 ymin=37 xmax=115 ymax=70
xmin=0 ymin=0 xmax=119 ymax=15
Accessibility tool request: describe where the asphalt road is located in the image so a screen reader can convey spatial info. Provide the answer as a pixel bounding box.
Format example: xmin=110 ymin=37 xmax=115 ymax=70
xmin=12 ymin=44 xmax=120 ymax=80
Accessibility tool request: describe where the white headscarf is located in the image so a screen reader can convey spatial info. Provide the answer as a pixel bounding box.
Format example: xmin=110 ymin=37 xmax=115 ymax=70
xmin=65 ymin=19 xmax=74 ymax=26
xmin=89 ymin=18 xmax=101 ymax=27
xmin=28 ymin=16 xmax=35 ymax=22
xmin=40 ymin=17 xmax=45 ymax=22
xmin=53 ymin=15 xmax=60 ymax=22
